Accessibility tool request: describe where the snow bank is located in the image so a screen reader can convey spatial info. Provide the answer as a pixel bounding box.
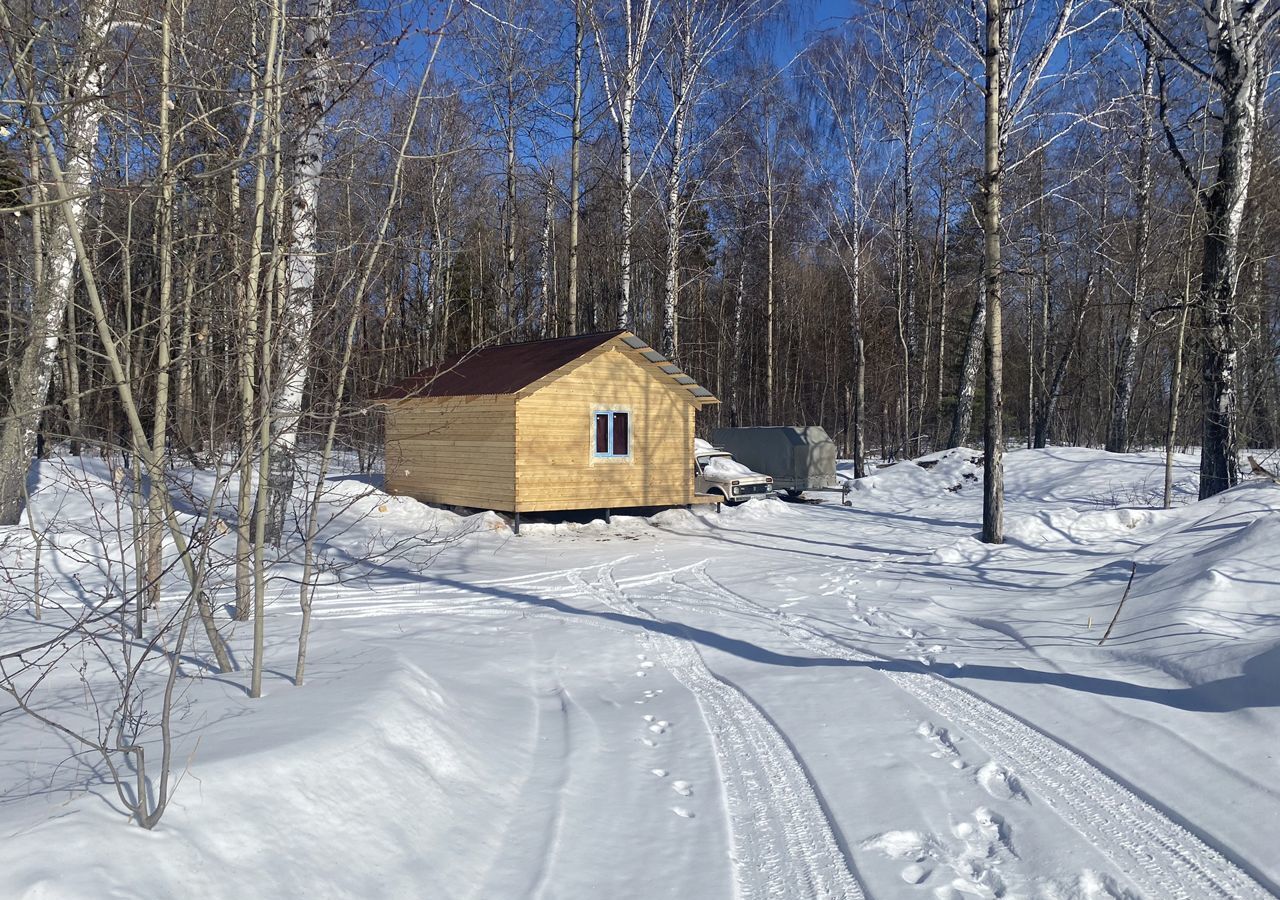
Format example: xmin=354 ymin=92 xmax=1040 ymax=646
xmin=841 ymin=448 xmax=981 ymax=500
xmin=0 ymin=643 xmax=535 ymax=899
xmin=1117 ymin=490 xmax=1280 ymax=642
xmin=1004 ymin=505 xmax=1164 ymax=549
xmin=649 ymin=496 xmax=794 ymax=533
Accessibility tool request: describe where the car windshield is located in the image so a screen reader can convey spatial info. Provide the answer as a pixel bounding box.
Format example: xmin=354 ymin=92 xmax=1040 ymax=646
xmin=698 ymin=454 xmax=756 ymax=477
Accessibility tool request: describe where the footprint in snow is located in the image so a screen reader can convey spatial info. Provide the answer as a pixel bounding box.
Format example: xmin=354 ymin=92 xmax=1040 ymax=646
xmin=916 ymin=721 xmax=959 ymax=759
xmin=900 ymin=863 xmax=929 ymax=884
xmin=651 ymin=769 xmax=668 ymax=778
xmin=977 ymin=762 xmax=1026 ymax=802
xmin=671 ymin=806 xmax=695 ymax=818
xmin=954 ymin=806 xmax=1006 ymax=846
xmin=861 ymin=808 xmax=1014 ymax=898
xmin=671 ymin=780 xmax=693 ymax=797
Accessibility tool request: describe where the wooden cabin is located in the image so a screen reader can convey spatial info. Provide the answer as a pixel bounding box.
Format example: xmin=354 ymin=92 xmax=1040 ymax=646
xmin=375 ymin=330 xmax=718 ymax=526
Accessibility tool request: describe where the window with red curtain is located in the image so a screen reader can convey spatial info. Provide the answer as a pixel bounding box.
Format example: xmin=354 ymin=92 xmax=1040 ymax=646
xmin=593 ymin=411 xmax=631 ymax=458
xmin=595 ymin=413 xmax=610 ymax=455
xmin=612 ymin=413 xmax=628 ymax=456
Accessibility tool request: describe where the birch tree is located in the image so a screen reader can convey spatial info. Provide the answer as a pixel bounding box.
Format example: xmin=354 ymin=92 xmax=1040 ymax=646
xmin=263 ymin=0 xmax=334 ymax=546
xmin=0 ymin=0 xmax=109 ymax=525
xmin=807 ymin=28 xmax=886 ymax=478
xmin=656 ymin=0 xmax=773 ymax=361
xmin=981 ymin=0 xmax=1005 ymax=543
xmin=590 ymin=0 xmax=661 ymax=330
xmin=1129 ymin=0 xmax=1278 ymax=498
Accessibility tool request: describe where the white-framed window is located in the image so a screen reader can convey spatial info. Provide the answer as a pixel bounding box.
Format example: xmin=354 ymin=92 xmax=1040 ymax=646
xmin=593 ymin=410 xmax=631 ymax=458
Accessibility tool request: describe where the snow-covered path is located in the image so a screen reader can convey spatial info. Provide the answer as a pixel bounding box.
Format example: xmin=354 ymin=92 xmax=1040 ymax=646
xmin=2 ymin=448 xmax=1278 ymax=899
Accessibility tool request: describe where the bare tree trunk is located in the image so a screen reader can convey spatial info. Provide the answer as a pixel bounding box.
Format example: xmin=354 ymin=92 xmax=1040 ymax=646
xmin=981 ymin=0 xmax=1004 ymax=544
xmin=1035 ymin=274 xmax=1094 ymax=448
xmin=730 ymin=262 xmax=745 ymax=426
xmin=236 ymin=7 xmax=283 ymax=618
xmin=265 ymin=0 xmax=332 ymax=545
xmin=253 ymin=20 xmax=288 ymax=698
xmin=566 ymin=0 xmax=584 ymax=336
xmin=23 ymin=74 xmax=232 ymax=673
xmin=901 ymin=126 xmax=917 ymax=454
xmin=934 ymin=178 xmax=949 ymax=437
xmin=1196 ymin=65 xmax=1258 ymax=498
xmin=502 ymin=86 xmax=518 ymax=325
xmin=536 ymin=169 xmax=555 ymax=336
xmin=764 ymin=156 xmax=775 ymax=423
xmin=660 ymin=20 xmax=695 ymax=362
xmin=0 ymin=0 xmax=107 ymax=525
xmin=849 ymin=239 xmax=866 ymax=478
xmin=591 ymin=0 xmax=658 ymax=332
xmin=618 ymin=95 xmax=635 ymax=330
xmin=173 ymin=214 xmax=205 ymax=453
xmin=1106 ymin=48 xmax=1154 ymax=453
xmin=1165 ymin=281 xmax=1192 ymax=508
xmin=949 ymin=269 xmax=985 ymax=448
xmin=144 ymin=6 xmax=176 ymax=611
xmin=1132 ymin=0 xmax=1273 ymax=498
xmin=62 ymin=292 xmax=83 ymax=458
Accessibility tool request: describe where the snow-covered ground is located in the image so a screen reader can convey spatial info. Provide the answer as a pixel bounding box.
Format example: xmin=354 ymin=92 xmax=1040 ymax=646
xmin=2 ymin=447 xmax=1278 ymax=899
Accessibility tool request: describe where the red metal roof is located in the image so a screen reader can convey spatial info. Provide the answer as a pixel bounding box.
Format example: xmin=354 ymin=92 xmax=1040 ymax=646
xmin=374 ymin=330 xmax=626 ymax=400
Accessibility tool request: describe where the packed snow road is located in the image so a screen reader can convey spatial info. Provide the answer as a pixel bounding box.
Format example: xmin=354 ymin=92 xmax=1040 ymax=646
xmin=2 ymin=448 xmax=1278 ymax=899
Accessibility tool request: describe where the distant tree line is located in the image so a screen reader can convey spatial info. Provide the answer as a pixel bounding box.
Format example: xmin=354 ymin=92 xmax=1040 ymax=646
xmin=0 ymin=0 xmax=1276 ymax=530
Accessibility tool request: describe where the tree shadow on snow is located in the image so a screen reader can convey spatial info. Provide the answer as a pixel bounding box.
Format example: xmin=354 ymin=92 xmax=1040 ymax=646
xmin=421 ymin=573 xmax=1280 ymax=715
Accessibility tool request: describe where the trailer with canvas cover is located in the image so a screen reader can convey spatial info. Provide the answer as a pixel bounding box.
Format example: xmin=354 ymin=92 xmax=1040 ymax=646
xmin=710 ymin=426 xmax=841 ymax=499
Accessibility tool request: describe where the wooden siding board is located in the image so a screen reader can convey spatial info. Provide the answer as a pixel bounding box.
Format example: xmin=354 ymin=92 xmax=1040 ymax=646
xmin=514 ymin=348 xmax=696 ymax=511
xmin=385 ymin=395 xmax=516 ymax=509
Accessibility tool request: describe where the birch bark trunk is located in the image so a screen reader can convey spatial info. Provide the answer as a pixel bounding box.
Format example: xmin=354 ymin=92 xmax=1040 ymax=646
xmin=981 ymin=0 xmax=1005 ymax=544
xmin=264 ymin=0 xmax=332 ymax=545
xmin=0 ymin=1 xmax=108 ymax=525
xmin=1195 ymin=29 xmax=1260 ymax=498
xmin=566 ymin=0 xmax=584 ymax=336
xmin=949 ymin=270 xmax=985 ymax=448
xmin=660 ymin=17 xmax=694 ymax=362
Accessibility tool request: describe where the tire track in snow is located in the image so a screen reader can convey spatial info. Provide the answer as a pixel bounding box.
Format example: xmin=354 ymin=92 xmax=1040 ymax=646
xmin=571 ymin=568 xmax=865 ymax=900
xmin=476 ymin=647 xmax=571 ymax=900
xmin=681 ymin=565 xmax=1274 ymax=900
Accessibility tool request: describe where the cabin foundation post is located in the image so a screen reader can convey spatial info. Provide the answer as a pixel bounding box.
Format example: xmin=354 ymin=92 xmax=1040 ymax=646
xmin=604 ymin=508 xmax=612 ymax=524
xmin=513 ymin=511 xmax=521 ymax=535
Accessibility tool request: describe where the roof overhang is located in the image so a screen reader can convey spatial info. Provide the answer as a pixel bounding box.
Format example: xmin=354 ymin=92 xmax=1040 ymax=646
xmin=618 ymin=332 xmax=719 ymax=407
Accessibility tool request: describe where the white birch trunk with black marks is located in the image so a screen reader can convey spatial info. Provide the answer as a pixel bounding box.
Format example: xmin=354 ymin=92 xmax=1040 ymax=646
xmin=981 ymin=0 xmax=1005 ymax=544
xmin=0 ymin=2 xmax=108 ymax=525
xmin=265 ymin=0 xmax=332 ymax=545
xmin=1195 ymin=15 xmax=1261 ymax=498
xmin=949 ymin=269 xmax=985 ymax=449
